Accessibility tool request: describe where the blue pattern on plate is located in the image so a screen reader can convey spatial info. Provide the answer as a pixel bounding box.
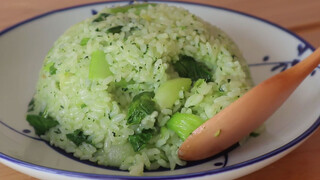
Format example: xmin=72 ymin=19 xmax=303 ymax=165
xmin=22 ymin=129 xmax=31 ymax=133
xmin=91 ymin=9 xmax=98 ymax=15
xmin=249 ymin=43 xmax=319 ymax=76
xmin=297 ymin=43 xmax=310 ymax=56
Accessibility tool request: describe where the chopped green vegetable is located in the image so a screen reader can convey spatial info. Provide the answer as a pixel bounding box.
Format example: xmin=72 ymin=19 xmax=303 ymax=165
xmin=249 ymin=124 xmax=265 ymax=137
xmin=44 ymin=62 xmax=53 ymax=71
xmin=54 ymin=128 xmax=61 ymax=134
xmin=55 ymin=81 xmax=60 ymax=90
xmin=89 ymin=50 xmax=112 ymax=80
xmin=27 ymin=98 xmax=35 ymax=112
xmin=26 ymin=114 xmax=59 ymax=136
xmin=160 ymin=126 xmax=168 ymax=138
xmin=92 ymin=13 xmax=110 ymax=22
xmin=110 ymin=3 xmax=157 ymax=14
xmin=166 ymin=113 xmax=203 ymax=141
xmin=128 ymin=129 xmax=153 ymax=152
xmin=127 ymin=92 xmax=156 ymax=125
xmin=80 ymin=103 xmax=87 ymax=109
xmin=49 ymin=64 xmax=57 ymax=75
xmin=154 ymin=78 xmax=192 ymax=109
xmin=115 ymin=79 xmax=135 ymax=88
xmin=44 ymin=62 xmax=57 ymax=75
xmin=193 ymin=79 xmax=205 ymax=88
xmin=106 ymin=26 xmax=123 ymax=34
xmin=249 ymin=132 xmax=260 ymax=137
xmin=39 ymin=106 xmax=49 ymax=118
xmin=173 ymin=55 xmax=213 ymax=82
xmin=214 ymin=129 xmax=221 ymax=137
xmin=66 ymin=129 xmax=91 ymax=146
xmin=80 ymin=38 xmax=90 ymax=46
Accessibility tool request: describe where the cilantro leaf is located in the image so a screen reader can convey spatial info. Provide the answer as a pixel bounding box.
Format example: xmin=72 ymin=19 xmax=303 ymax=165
xmin=106 ymin=25 xmax=123 ymax=34
xmin=66 ymin=129 xmax=91 ymax=146
xmin=173 ymin=55 xmax=213 ymax=82
xmin=127 ymin=92 xmax=156 ymax=125
xmin=92 ymin=13 xmax=110 ymax=22
xmin=249 ymin=132 xmax=260 ymax=137
xmin=128 ymin=129 xmax=154 ymax=152
xmin=26 ymin=114 xmax=59 ymax=136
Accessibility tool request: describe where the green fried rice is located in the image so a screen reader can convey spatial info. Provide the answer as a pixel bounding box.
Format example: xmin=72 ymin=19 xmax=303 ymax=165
xmin=27 ymin=3 xmax=254 ymax=175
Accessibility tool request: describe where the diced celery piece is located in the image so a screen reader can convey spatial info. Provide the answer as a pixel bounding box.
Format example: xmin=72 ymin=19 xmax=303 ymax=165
xmin=154 ymin=78 xmax=191 ymax=109
xmin=89 ymin=50 xmax=112 ymax=80
xmin=80 ymin=38 xmax=90 ymax=46
xmin=166 ymin=113 xmax=204 ymax=141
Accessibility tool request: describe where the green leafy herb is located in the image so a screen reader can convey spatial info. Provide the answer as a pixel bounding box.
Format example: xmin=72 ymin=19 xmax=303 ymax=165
xmin=39 ymin=107 xmax=49 ymax=118
xmin=27 ymin=98 xmax=35 ymax=112
xmin=26 ymin=114 xmax=59 ymax=136
xmin=44 ymin=62 xmax=57 ymax=75
xmin=127 ymin=92 xmax=156 ymax=125
xmin=128 ymin=129 xmax=153 ymax=152
xmin=249 ymin=125 xmax=265 ymax=138
xmin=106 ymin=25 xmax=123 ymax=34
xmin=49 ymin=64 xmax=57 ymax=75
xmin=55 ymin=81 xmax=60 ymax=90
xmin=66 ymin=129 xmax=91 ymax=146
xmin=193 ymin=79 xmax=205 ymax=89
xmin=115 ymin=79 xmax=135 ymax=88
xmin=80 ymin=38 xmax=90 ymax=46
xmin=249 ymin=132 xmax=260 ymax=137
xmin=54 ymin=128 xmax=61 ymax=134
xmin=166 ymin=113 xmax=204 ymax=141
xmin=173 ymin=55 xmax=213 ymax=82
xmin=80 ymin=103 xmax=87 ymax=109
xmin=92 ymin=13 xmax=110 ymax=22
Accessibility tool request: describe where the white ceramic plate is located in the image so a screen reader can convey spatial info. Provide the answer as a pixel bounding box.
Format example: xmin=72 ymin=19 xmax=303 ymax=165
xmin=0 ymin=1 xmax=319 ymax=179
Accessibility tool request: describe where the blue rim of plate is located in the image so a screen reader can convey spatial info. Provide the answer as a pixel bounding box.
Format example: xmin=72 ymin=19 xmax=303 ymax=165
xmin=0 ymin=0 xmax=319 ymax=179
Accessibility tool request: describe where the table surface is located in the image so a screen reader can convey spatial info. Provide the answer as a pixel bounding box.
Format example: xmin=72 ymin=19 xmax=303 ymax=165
xmin=0 ymin=0 xmax=319 ymax=179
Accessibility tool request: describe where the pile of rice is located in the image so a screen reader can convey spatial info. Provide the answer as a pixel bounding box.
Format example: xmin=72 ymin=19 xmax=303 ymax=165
xmin=28 ymin=3 xmax=253 ymax=175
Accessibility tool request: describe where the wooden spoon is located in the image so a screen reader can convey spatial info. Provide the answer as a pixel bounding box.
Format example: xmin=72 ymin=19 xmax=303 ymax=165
xmin=178 ymin=47 xmax=320 ymax=161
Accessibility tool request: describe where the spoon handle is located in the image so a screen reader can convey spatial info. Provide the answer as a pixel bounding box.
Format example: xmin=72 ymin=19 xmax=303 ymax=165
xmin=179 ymin=47 xmax=320 ymax=161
